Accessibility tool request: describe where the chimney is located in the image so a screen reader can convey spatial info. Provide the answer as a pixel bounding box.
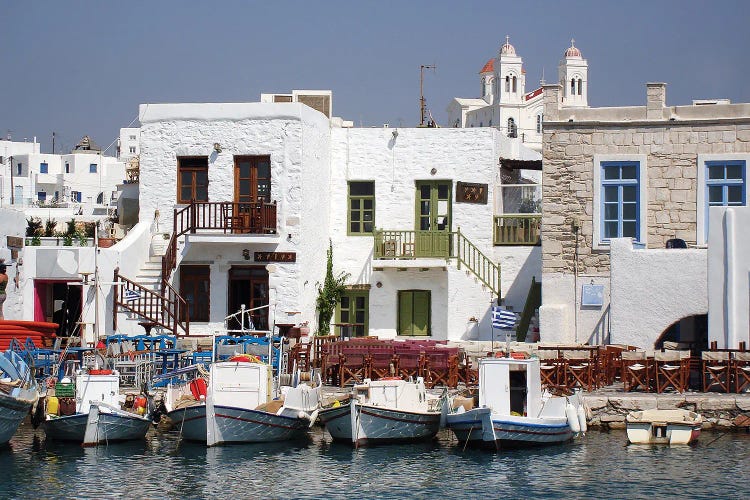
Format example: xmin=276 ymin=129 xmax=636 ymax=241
xmin=542 ymin=84 xmax=563 ymax=122
xmin=646 ymin=82 xmax=667 ymax=120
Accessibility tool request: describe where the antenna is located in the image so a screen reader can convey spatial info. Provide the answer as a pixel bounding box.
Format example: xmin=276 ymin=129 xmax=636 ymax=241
xmin=420 ymin=64 xmax=436 ymax=126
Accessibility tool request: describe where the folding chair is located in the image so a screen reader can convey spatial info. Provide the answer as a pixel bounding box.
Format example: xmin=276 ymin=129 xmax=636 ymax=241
xmin=423 ymin=349 xmax=458 ymax=388
xmin=701 ymin=351 xmax=731 ymax=392
xmin=732 ymin=351 xmax=750 ymax=393
xmin=621 ymin=351 xmax=651 ymax=392
xmin=563 ymin=350 xmax=596 ymax=392
xmin=338 ymin=348 xmax=369 ymax=387
xmin=537 ymin=349 xmax=561 ymax=390
xmin=368 ymin=349 xmax=397 ymax=380
xmin=457 ymin=351 xmax=478 ymax=386
xmin=655 ymin=351 xmax=684 ymax=393
xmin=395 ymin=351 xmax=425 ymax=381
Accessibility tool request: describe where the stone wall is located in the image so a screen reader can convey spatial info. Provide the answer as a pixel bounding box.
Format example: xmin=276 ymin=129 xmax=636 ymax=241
xmin=542 ymin=120 xmax=750 ymax=276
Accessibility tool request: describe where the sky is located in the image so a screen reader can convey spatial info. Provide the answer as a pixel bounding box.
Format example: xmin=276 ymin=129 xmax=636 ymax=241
xmin=2 ymin=0 xmax=749 ymax=154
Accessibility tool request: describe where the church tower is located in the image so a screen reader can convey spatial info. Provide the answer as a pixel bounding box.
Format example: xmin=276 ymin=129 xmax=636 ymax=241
xmin=558 ymin=39 xmax=588 ymax=108
xmin=479 ymin=58 xmax=495 ymax=104
xmin=494 ymin=36 xmax=525 ymax=105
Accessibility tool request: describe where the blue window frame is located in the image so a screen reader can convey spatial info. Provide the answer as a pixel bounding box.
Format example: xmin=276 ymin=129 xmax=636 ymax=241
xmin=705 ymin=160 xmax=746 ymax=238
xmin=72 ymin=191 xmax=82 ymax=202
xmin=89 ymin=163 xmax=97 ymax=173
xmin=17 ymin=163 xmax=22 ymax=175
xmin=40 ymin=162 xmax=48 ymax=174
xmin=601 ymin=161 xmax=640 ymax=242
xmin=37 ymin=192 xmax=46 ymax=202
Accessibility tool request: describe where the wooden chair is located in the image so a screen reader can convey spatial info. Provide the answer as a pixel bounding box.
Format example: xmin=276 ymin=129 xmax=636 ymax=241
xmin=423 ymin=349 xmax=459 ymax=388
xmin=338 ymin=348 xmax=369 ymax=387
xmin=602 ymin=345 xmax=626 ymax=386
xmin=621 ymin=351 xmax=651 ymax=392
xmin=563 ymin=350 xmax=596 ymax=392
xmin=395 ymin=351 xmax=425 ymax=381
xmin=654 ymin=351 xmax=684 ymax=393
xmin=537 ymin=349 xmax=561 ymax=389
xmin=457 ymin=351 xmax=478 ymax=386
xmin=701 ymin=351 xmax=731 ymax=392
xmin=368 ymin=349 xmax=397 ymax=380
xmin=732 ymin=351 xmax=750 ymax=393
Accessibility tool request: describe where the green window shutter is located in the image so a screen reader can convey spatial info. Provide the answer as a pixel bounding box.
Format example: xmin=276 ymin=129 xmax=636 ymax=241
xmin=398 ymin=291 xmax=413 ymax=336
xmin=413 ymin=291 xmax=430 ymax=336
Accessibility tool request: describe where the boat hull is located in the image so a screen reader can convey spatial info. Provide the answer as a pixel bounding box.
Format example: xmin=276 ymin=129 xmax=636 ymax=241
xmin=166 ymin=405 xmax=207 ymax=442
xmin=626 ymin=422 xmax=701 ymax=445
xmin=0 ymin=392 xmax=34 ymax=444
xmin=208 ymin=405 xmax=310 ymax=445
xmin=322 ymin=402 xmax=441 ymax=446
xmin=447 ymin=409 xmax=573 ymax=448
xmin=45 ymin=410 xmax=151 ymax=444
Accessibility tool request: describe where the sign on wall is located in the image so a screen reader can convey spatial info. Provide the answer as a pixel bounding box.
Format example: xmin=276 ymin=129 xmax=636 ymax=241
xmin=581 ymin=284 xmax=605 ymax=307
xmin=6 ymin=236 xmax=23 ymax=249
xmin=254 ymin=252 xmax=297 ymax=263
xmin=456 ymin=182 xmax=488 ymax=204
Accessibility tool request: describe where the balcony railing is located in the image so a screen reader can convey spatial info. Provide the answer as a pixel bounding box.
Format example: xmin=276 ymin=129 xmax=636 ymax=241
xmin=174 ymin=201 xmax=277 ymax=235
xmin=493 ymin=215 xmax=541 ymax=245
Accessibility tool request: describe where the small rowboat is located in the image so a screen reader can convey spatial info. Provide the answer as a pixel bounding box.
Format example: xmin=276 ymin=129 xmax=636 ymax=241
xmin=626 ymin=409 xmax=702 ymax=445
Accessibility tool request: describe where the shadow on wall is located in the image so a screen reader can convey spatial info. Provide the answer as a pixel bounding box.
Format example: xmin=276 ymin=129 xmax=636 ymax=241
xmin=585 ymin=304 xmax=610 ymax=345
xmin=502 ymin=245 xmax=541 ymax=312
xmin=353 ymin=245 xmax=374 ymax=285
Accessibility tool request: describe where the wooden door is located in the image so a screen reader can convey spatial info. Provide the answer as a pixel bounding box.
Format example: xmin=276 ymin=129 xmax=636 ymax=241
xmin=398 ymin=290 xmax=430 ymax=336
xmin=415 ymin=181 xmax=452 ymax=257
xmin=233 ymin=156 xmax=271 ymax=232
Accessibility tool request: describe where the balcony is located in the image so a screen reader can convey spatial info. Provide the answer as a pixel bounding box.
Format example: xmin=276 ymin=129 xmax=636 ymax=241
xmin=175 ymin=201 xmax=277 ymax=236
xmin=493 ymin=215 xmax=540 ymax=245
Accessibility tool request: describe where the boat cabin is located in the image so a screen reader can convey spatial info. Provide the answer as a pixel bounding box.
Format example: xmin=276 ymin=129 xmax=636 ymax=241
xmin=75 ymin=371 xmax=120 ymax=414
xmin=478 ymin=358 xmax=542 ymax=418
xmin=210 ymin=361 xmax=271 ymax=410
xmin=353 ymin=378 xmax=429 ymax=411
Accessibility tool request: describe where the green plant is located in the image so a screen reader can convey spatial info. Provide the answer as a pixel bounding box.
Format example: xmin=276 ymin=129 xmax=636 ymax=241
xmin=76 ymin=232 xmax=88 ymax=247
xmin=62 ymin=234 xmax=73 ymax=246
xmin=30 ymin=235 xmax=41 ymax=246
xmin=65 ymin=218 xmax=77 ymax=237
xmin=83 ymin=222 xmax=96 ymax=238
xmin=44 ymin=218 xmax=57 ymax=237
xmin=315 ymin=241 xmax=350 ymax=336
xmin=26 ymin=217 xmax=43 ymax=237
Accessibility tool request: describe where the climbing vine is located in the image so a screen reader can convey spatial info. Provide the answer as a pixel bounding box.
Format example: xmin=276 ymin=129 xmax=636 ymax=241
xmin=315 ymin=241 xmax=350 ymax=336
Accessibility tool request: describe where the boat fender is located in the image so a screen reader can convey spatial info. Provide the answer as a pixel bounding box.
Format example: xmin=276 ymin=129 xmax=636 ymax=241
xmin=577 ymin=403 xmax=588 ymax=434
xmin=566 ymin=402 xmax=581 ymax=433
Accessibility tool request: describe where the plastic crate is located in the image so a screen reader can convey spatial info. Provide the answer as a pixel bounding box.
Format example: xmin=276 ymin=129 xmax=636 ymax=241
xmin=55 ymin=383 xmax=75 ymax=398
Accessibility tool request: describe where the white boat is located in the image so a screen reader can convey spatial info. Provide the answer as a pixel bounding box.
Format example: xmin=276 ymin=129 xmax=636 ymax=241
xmin=626 ymin=409 xmax=702 ymax=445
xmin=319 ymin=377 xmax=446 ymax=447
xmin=44 ymin=369 xmax=151 ymax=446
xmin=0 ymin=350 xmax=39 ymax=445
xmin=446 ymin=357 xmax=586 ymax=449
xmin=174 ymin=359 xmax=321 ymax=446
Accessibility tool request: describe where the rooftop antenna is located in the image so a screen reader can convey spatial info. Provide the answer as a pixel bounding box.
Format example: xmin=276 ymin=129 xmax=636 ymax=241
xmin=420 ymin=64 xmax=436 ymax=126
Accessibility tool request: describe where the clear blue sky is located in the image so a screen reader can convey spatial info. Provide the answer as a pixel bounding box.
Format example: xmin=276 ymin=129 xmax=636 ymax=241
xmin=3 ymin=0 xmax=749 ymax=153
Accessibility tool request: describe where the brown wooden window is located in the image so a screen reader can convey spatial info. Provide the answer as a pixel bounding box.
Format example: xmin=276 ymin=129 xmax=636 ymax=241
xmin=180 ymin=265 xmax=210 ymax=322
xmin=177 ymin=156 xmax=209 ymax=203
xmin=234 ymin=156 xmax=271 ymax=203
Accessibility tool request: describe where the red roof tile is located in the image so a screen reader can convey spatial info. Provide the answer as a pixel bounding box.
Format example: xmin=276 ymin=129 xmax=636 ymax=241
xmin=479 ymin=58 xmax=494 ymax=74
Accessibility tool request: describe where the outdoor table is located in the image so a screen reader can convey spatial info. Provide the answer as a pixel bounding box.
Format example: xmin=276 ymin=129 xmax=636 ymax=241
xmin=154 ymin=349 xmax=188 ymax=374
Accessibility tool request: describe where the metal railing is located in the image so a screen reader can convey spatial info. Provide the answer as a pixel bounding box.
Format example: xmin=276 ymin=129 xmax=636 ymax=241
xmin=373 ymin=228 xmax=500 ymax=297
xmin=493 ymin=215 xmax=541 ymax=245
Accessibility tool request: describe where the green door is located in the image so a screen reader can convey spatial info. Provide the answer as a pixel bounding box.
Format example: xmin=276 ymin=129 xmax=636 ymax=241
xmin=398 ymin=290 xmax=431 ymax=336
xmin=415 ymin=181 xmax=452 ymax=257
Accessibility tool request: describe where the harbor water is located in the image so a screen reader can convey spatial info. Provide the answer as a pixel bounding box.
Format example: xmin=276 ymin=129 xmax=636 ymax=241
xmin=2 ymin=423 xmax=750 ymax=499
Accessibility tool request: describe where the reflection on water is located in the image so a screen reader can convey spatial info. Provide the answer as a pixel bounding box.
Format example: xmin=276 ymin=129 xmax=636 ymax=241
xmin=1 ymin=424 xmax=749 ymax=499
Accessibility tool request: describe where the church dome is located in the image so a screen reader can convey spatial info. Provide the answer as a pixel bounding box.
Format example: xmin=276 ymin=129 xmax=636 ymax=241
xmin=500 ymin=37 xmax=516 ymax=56
xmin=565 ymin=39 xmax=582 ymax=58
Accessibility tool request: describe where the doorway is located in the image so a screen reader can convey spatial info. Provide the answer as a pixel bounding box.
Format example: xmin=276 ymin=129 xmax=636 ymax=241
xmin=34 ymin=281 xmax=82 ymax=337
xmin=414 ymin=181 xmax=452 ymax=257
xmin=233 ymin=156 xmax=271 ymax=233
xmin=228 ymin=267 xmax=269 ymax=332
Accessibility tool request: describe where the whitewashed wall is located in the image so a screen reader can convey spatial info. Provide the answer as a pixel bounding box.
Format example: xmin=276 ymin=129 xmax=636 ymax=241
xmin=610 ymin=238 xmax=707 ymax=348
xmin=0 ymin=207 xmax=27 ymax=319
xmin=708 ymin=206 xmax=750 ymax=349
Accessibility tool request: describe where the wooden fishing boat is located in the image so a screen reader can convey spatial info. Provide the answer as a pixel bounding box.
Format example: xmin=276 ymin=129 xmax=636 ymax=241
xmin=446 ymin=357 xmax=586 ymax=449
xmin=319 ymin=377 xmax=446 ymax=447
xmin=0 ymin=349 xmax=38 ymax=444
xmin=44 ymin=369 xmax=151 ymax=446
xmin=626 ymin=409 xmax=702 ymax=445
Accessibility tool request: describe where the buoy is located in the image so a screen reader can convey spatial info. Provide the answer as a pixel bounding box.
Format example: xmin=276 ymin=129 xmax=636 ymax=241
xmin=47 ymin=396 xmax=60 ymax=416
xmin=577 ymin=403 xmax=588 ymax=433
xmin=566 ymin=402 xmax=581 ymax=433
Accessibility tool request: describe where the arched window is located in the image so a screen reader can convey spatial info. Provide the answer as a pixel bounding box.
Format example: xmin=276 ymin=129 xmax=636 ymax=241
xmin=505 ymin=76 xmax=510 ymax=92
xmin=536 ymin=114 xmax=543 ymax=134
xmin=577 ymin=78 xmax=583 ymax=96
xmin=512 ymin=76 xmax=517 ymax=93
xmin=571 ymin=79 xmax=576 ymax=96
xmin=507 ymin=118 xmax=517 ymax=138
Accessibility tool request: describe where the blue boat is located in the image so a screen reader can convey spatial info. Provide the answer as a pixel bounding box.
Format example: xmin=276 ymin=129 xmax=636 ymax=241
xmin=0 ymin=349 xmax=39 ymax=445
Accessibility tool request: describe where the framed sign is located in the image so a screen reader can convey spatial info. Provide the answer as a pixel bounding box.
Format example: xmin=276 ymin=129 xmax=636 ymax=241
xmin=456 ymin=182 xmax=488 ymax=204
xmin=6 ymin=236 xmax=23 ymax=249
xmin=581 ymin=284 xmax=605 ymax=307
xmin=254 ymin=252 xmax=296 ymax=263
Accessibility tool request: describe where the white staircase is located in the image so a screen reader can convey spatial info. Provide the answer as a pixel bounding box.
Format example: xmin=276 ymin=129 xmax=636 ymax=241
xmin=134 ymin=256 xmax=163 ymax=294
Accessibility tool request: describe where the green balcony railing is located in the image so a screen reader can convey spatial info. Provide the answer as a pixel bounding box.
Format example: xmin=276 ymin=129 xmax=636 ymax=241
xmin=493 ymin=215 xmax=541 ymax=246
xmin=373 ymin=229 xmax=500 ymax=297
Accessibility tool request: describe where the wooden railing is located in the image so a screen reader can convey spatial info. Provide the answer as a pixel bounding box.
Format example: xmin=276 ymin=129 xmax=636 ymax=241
xmin=113 ymin=268 xmax=189 ymax=336
xmin=373 ymin=229 xmax=501 ymax=297
xmin=493 ymin=215 xmax=541 ymax=245
xmin=175 ymin=201 xmax=277 ymax=235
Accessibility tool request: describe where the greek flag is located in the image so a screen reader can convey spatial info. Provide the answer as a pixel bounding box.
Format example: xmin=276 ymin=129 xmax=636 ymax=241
xmin=492 ymin=306 xmax=517 ymax=329
xmin=123 ymin=289 xmax=141 ymax=302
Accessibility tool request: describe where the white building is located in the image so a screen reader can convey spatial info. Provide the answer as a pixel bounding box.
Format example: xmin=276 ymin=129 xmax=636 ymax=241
xmin=0 ymin=138 xmax=41 ymax=206
xmin=117 ymin=128 xmax=140 ymax=161
xmin=447 ymin=38 xmax=588 ymax=152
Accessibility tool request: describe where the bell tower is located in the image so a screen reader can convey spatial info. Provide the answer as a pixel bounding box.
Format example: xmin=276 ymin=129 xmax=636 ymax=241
xmin=494 ymin=35 xmax=524 ymax=105
xmin=558 ymin=39 xmax=588 ymax=108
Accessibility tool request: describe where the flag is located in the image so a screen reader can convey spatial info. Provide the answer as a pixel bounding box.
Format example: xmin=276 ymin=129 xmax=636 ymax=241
xmin=123 ymin=289 xmax=141 ymax=302
xmin=491 ymin=306 xmax=517 ymax=329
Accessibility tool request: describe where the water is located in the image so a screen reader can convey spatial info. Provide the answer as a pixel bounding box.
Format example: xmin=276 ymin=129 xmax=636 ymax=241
xmin=2 ymin=424 xmax=749 ymax=499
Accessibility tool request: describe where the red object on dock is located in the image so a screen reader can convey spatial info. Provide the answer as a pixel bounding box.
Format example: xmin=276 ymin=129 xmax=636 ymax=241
xmin=0 ymin=320 xmax=57 ymax=350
